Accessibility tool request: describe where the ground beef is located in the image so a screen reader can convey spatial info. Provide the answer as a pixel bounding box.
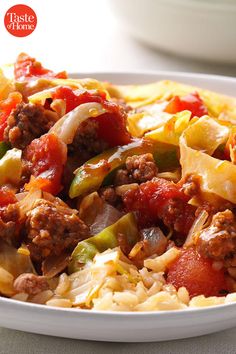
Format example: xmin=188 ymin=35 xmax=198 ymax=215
xmin=0 ymin=204 xmax=20 ymax=245
xmin=99 ymin=186 xmax=119 ymax=206
xmin=160 ymin=198 xmax=195 ymax=235
xmin=69 ymin=120 xmax=108 ymax=162
xmin=100 ymin=186 xmax=117 ymax=204
xmin=25 ymin=199 xmax=90 ymax=263
xmin=4 ymin=103 xmax=56 ymax=150
xmin=181 ymin=174 xmax=201 ymax=198
xmin=13 ymin=273 xmax=49 ymax=295
xmin=197 ymin=210 xmax=236 ymax=266
xmin=114 ymin=153 xmax=158 ymax=186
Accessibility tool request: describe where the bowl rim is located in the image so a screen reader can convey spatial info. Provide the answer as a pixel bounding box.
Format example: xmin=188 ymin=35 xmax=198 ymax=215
xmin=70 ymin=70 xmax=236 ymax=82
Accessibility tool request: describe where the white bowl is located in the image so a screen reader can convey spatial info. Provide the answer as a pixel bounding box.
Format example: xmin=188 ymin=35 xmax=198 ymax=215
xmin=2 ymin=71 xmax=236 ymax=342
xmin=109 ymin=0 xmax=236 ymax=64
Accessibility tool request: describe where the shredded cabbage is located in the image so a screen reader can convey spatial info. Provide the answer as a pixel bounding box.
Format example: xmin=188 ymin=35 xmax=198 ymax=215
xmin=183 ymin=116 xmax=229 ymax=155
xmin=127 ymin=102 xmax=171 ymax=137
xmin=145 ymin=110 xmax=192 ymax=146
xmin=179 ymin=117 xmax=236 ymax=203
xmin=104 ymin=80 xmax=236 ymax=122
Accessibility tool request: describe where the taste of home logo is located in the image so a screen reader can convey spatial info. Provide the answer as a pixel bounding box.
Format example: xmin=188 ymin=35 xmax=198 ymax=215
xmin=4 ymin=4 xmax=37 ymax=37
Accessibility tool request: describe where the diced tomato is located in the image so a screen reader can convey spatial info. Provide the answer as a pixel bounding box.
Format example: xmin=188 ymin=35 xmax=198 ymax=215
xmin=52 ymin=86 xmax=131 ymax=147
xmin=0 ymin=186 xmax=17 ymax=210
xmin=167 ymin=247 xmax=228 ymax=298
xmin=165 ymin=92 xmax=208 ymax=118
xmin=123 ymin=178 xmax=195 ymax=234
xmin=14 ymin=53 xmax=67 ymax=81
xmin=0 ymin=92 xmax=22 ymax=141
xmin=52 ymin=86 xmax=107 ymax=114
xmin=24 ymin=133 xmax=67 ymax=195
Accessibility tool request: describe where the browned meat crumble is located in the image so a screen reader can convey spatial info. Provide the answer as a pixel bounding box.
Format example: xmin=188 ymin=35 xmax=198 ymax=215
xmin=0 ymin=204 xmax=20 ymax=245
xmin=197 ymin=210 xmax=236 ymax=267
xmin=69 ymin=120 xmax=108 ymax=162
xmin=25 ymin=199 xmax=89 ymax=262
xmin=4 ymin=103 xmax=56 ymax=150
xmin=114 ymin=153 xmax=158 ymax=186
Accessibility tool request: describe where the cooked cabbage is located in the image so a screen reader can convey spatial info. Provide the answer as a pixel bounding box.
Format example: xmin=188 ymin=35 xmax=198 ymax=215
xmin=127 ymin=102 xmax=171 ymax=137
xmin=104 ymin=80 xmax=236 ymax=122
xmin=179 ymin=117 xmax=236 ymax=203
xmin=145 ymin=110 xmax=192 ymax=146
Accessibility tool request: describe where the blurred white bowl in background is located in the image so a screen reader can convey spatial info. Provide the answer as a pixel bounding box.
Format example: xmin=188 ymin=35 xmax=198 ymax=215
xmin=109 ymin=0 xmax=236 ymax=64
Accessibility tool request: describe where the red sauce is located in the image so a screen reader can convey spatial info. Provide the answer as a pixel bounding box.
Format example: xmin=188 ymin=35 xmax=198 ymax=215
xmin=52 ymin=86 xmax=107 ymax=113
xmin=165 ymin=92 xmax=208 ymax=118
xmin=14 ymin=53 xmax=67 ymax=81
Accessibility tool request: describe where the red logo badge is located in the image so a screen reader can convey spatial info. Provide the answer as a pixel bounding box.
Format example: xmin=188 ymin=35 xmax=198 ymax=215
xmin=4 ymin=4 xmax=37 ymax=37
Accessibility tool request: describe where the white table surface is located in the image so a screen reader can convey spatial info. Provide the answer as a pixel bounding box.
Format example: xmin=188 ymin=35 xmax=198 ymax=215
xmin=0 ymin=0 xmax=236 ymax=352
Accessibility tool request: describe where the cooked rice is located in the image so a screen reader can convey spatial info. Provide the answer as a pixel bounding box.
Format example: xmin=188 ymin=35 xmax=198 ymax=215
xmin=6 ymin=247 xmax=236 ymax=311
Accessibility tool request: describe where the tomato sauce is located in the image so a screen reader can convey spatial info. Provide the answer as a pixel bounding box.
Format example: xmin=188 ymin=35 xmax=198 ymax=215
xmin=14 ymin=53 xmax=67 ymax=81
xmin=165 ymin=92 xmax=208 ymax=118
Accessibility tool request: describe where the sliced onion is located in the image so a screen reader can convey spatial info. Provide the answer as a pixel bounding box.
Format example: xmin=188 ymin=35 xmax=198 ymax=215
xmin=79 ymin=192 xmax=104 ymax=226
xmin=49 ymin=102 xmax=106 ymax=144
xmin=141 ymin=227 xmax=168 ymax=257
xmin=18 ymin=189 xmax=42 ymax=217
xmin=184 ymin=210 xmax=209 ymax=247
xmin=0 ymin=240 xmax=35 ymax=278
xmin=42 ymin=252 xmax=70 ymax=278
xmin=15 ymin=192 xmax=28 ymax=201
xmin=129 ymin=227 xmax=168 ymax=261
xmin=90 ymin=203 xmax=122 ymax=235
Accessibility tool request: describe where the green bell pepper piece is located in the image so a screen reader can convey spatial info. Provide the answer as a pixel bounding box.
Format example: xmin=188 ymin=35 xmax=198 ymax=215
xmin=68 ymin=212 xmax=138 ymax=273
xmin=69 ymin=139 xmax=179 ymax=198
